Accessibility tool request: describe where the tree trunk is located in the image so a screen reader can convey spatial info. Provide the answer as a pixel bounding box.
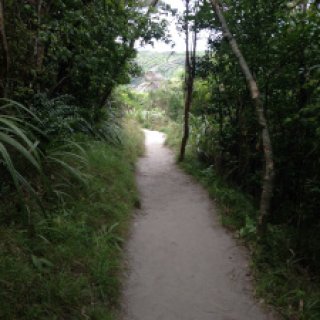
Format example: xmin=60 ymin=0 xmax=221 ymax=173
xmin=33 ymin=0 xmax=45 ymax=92
xmin=0 ymin=0 xmax=9 ymax=97
xmin=179 ymin=76 xmax=193 ymax=162
xmin=179 ymin=0 xmax=197 ymax=162
xmin=210 ymin=0 xmax=275 ymax=235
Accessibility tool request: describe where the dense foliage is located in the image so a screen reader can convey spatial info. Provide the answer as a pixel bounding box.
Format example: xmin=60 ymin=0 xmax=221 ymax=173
xmin=195 ymin=0 xmax=320 ymax=269
xmin=0 ymin=0 xmax=166 ymax=203
xmin=120 ymin=76 xmax=183 ymax=130
xmin=0 ymin=1 xmax=163 ymax=318
xmin=1 ymin=0 xmax=165 ymax=103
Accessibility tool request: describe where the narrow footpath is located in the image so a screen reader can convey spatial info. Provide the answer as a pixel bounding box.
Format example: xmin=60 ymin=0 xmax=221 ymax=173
xmin=122 ymin=130 xmax=275 ymax=320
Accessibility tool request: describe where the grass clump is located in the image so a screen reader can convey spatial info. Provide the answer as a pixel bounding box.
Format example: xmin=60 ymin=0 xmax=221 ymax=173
xmin=0 ymin=119 xmax=144 ymax=320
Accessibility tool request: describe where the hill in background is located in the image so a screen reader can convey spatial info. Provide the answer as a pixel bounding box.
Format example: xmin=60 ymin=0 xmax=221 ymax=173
xmin=132 ymin=51 xmax=204 ymax=92
xmin=136 ymin=51 xmax=185 ymax=79
xmin=131 ymin=51 xmax=185 ymax=91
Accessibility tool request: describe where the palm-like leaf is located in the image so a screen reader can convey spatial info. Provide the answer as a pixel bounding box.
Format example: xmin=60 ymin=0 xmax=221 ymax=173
xmin=0 ymin=100 xmax=42 ymax=198
xmin=44 ymin=141 xmax=90 ymax=202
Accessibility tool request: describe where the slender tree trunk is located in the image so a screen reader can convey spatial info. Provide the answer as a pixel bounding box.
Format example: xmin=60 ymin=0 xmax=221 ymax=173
xmin=179 ymin=0 xmax=191 ymax=162
xmin=0 ymin=0 xmax=9 ymax=97
xmin=210 ymin=0 xmax=275 ymax=235
xmin=33 ymin=0 xmax=45 ymax=92
xmin=179 ymin=0 xmax=197 ymax=162
xmin=179 ymin=77 xmax=193 ymax=162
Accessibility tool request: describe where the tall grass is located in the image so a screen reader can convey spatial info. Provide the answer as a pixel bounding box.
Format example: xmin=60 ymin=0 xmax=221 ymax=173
xmin=0 ymin=119 xmax=144 ymax=319
xmin=0 ymin=97 xmax=130 ymax=218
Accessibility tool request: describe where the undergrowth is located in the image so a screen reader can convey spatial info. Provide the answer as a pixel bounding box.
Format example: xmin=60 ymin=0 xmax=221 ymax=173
xmin=0 ymin=120 xmax=144 ymax=320
xmin=165 ymin=125 xmax=320 ymax=320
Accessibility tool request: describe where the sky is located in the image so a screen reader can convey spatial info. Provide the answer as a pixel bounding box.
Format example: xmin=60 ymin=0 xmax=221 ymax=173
xmin=137 ymin=0 xmax=210 ymax=52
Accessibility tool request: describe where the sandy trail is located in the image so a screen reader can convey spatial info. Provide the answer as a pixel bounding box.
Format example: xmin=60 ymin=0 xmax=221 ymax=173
xmin=122 ymin=130 xmax=275 ymax=320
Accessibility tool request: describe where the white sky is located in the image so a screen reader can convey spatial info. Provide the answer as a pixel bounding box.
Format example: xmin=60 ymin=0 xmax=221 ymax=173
xmin=137 ymin=0 xmax=210 ymax=52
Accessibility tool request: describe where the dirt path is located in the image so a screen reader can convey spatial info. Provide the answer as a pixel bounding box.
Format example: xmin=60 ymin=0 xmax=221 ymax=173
xmin=121 ymin=130 xmax=275 ymax=320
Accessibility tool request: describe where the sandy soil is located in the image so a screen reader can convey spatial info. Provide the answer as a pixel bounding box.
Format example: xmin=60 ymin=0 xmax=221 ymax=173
xmin=121 ymin=130 xmax=275 ymax=320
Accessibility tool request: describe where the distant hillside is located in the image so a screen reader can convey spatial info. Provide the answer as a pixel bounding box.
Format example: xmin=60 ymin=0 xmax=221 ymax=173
xmin=136 ymin=51 xmax=185 ymax=80
xmin=132 ymin=51 xmax=204 ymax=92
